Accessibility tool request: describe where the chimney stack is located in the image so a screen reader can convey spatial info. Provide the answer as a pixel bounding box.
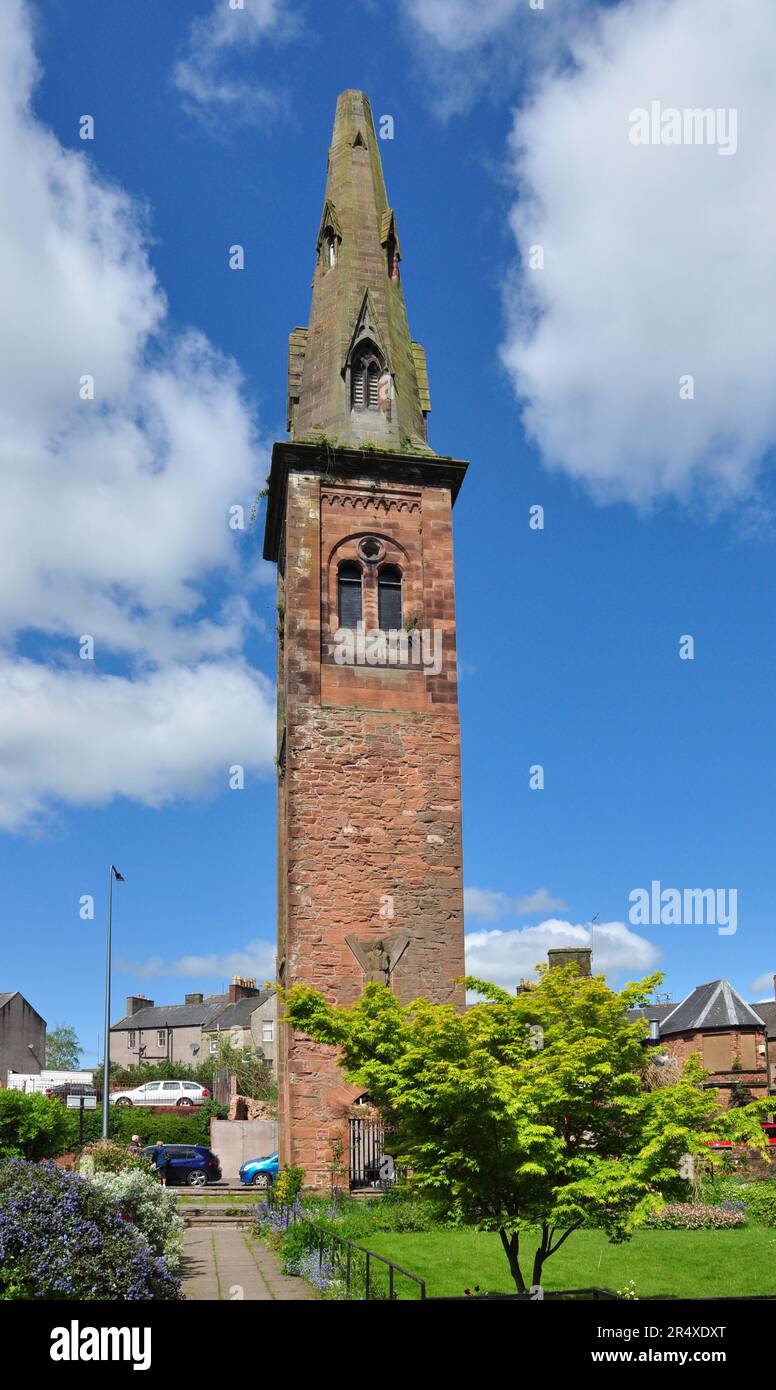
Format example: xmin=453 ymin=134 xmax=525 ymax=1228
xmin=228 ymin=975 xmax=261 ymax=1003
xmin=547 ymin=947 xmax=592 ymax=977
xmin=185 ymin=993 xmax=204 ymax=1006
xmin=125 ymin=995 xmax=152 ymax=1017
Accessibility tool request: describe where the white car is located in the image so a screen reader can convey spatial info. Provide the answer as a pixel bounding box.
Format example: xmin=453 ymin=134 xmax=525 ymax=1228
xmin=109 ymin=1079 xmax=210 ymax=1108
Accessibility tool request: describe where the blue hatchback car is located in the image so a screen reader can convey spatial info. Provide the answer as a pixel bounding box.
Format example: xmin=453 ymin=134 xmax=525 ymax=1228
xmin=141 ymin=1144 xmax=221 ymax=1187
xmin=238 ymin=1152 xmax=279 ymax=1186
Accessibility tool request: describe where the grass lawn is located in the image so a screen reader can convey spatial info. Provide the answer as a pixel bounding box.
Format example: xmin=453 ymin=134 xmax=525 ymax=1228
xmin=365 ymin=1227 xmax=776 ymax=1299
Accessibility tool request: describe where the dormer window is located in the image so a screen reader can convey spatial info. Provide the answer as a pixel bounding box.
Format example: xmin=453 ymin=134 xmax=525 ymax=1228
xmin=351 ymin=346 xmax=382 ymax=412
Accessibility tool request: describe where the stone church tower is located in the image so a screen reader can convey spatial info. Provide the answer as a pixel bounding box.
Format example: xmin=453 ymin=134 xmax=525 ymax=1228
xmin=263 ymin=90 xmax=468 ymax=1187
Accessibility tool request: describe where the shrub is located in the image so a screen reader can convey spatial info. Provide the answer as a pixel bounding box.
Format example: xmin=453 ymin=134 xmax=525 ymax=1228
xmin=0 ymin=1090 xmax=71 ymax=1161
xmin=0 ymin=1159 xmax=181 ymax=1300
xmin=273 ymin=1165 xmax=305 ymax=1206
xmin=735 ymin=1183 xmax=776 ymax=1227
xmin=67 ymin=1103 xmax=226 ymax=1154
xmin=646 ymin=1202 xmax=746 ymax=1230
xmin=79 ymin=1140 xmax=153 ymax=1176
xmin=89 ymin=1168 xmax=185 ymax=1271
xmin=701 ymin=1175 xmax=776 ymax=1227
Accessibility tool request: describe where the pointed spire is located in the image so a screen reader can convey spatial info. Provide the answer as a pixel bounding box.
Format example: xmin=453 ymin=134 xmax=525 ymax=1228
xmin=288 ymin=90 xmax=433 ymax=453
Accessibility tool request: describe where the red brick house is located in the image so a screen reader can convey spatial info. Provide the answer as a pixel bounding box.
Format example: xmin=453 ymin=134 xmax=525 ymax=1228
xmin=631 ymin=979 xmax=770 ymax=1108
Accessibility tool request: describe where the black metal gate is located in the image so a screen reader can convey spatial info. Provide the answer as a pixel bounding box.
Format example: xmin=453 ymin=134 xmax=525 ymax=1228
xmin=349 ymin=1116 xmax=393 ymax=1190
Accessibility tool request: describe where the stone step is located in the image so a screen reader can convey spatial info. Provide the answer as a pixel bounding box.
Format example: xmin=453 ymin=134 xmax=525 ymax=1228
xmin=183 ymin=1213 xmax=255 ymax=1228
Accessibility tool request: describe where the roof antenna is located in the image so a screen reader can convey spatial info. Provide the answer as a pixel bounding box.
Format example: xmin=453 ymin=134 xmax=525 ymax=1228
xmin=589 ymin=913 xmax=599 ymax=970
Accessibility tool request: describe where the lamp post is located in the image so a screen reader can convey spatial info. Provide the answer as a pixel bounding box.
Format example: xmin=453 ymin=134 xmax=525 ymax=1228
xmin=102 ymin=864 xmax=125 ymax=1139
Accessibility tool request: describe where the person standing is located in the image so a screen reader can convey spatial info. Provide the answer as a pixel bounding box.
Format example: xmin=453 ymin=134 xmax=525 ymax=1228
xmin=153 ymin=1139 xmax=169 ymax=1187
xmin=127 ymin=1134 xmax=142 ymax=1156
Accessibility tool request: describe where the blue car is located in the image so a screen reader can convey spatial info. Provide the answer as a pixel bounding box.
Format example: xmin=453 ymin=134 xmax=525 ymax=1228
xmin=238 ymin=1152 xmax=279 ymax=1186
xmin=140 ymin=1144 xmax=221 ymax=1187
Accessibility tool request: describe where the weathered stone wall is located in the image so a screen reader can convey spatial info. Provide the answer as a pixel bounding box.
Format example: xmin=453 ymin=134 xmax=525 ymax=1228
xmin=276 ymin=463 xmax=465 ymax=1186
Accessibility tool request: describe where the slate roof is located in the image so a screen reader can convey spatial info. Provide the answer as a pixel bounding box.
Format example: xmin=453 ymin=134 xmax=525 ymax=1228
xmin=111 ymin=991 xmax=272 ymax=1033
xmin=627 ymin=1003 xmax=676 ymax=1026
xmin=752 ymin=1000 xmax=776 ymax=1039
xmin=658 ymin=980 xmax=766 ymax=1036
xmin=112 ymin=995 xmax=227 ymax=1032
xmin=204 ymin=994 xmax=271 ymax=1032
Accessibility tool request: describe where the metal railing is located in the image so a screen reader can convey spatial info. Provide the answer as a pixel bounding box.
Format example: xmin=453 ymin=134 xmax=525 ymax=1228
xmin=316 ymin=1228 xmax=426 ymax=1300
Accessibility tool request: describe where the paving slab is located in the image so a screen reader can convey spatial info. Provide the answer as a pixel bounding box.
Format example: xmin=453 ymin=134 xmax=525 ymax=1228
xmin=182 ymin=1225 xmax=316 ymax=1302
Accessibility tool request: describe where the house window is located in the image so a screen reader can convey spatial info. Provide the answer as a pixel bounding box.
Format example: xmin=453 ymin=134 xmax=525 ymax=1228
xmin=157 ymin=1029 xmax=167 ymax=1048
xmin=338 ymin=560 xmax=363 ymax=630
xmin=378 ymin=565 xmax=403 ymax=631
xmin=702 ymin=1032 xmax=732 ymax=1073
xmin=209 ymin=1039 xmax=218 ymax=1055
xmin=351 ymin=347 xmax=382 ymax=412
xmin=738 ymin=1034 xmax=758 ymax=1069
xmin=128 ymin=1031 xmax=136 ymax=1049
xmin=262 ymin=1021 xmax=274 ymax=1044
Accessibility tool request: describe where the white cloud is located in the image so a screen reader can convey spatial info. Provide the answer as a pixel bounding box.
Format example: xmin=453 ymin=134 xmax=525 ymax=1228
xmin=403 ymin=0 xmax=524 ymax=52
xmin=0 ymin=657 xmax=275 ymax=832
xmin=465 ymin=917 xmax=661 ymax=991
xmin=464 ymin=885 xmax=567 ymax=922
xmin=173 ymin=0 xmax=300 ymax=124
xmin=119 ymin=939 xmax=276 ymax=985
xmin=0 ymin=1 xmax=276 ymax=831
xmin=399 ymin=0 xmax=582 ymax=116
xmin=503 ymin=0 xmax=776 ymax=509
xmin=750 ymin=972 xmax=775 ymax=999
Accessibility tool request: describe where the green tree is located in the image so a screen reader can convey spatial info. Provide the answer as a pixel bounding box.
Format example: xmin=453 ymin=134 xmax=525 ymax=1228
xmin=45 ymin=1024 xmax=82 ymax=1070
xmin=286 ymin=967 xmax=773 ymax=1294
xmin=0 ymin=1090 xmax=71 ymax=1160
xmin=211 ymin=1036 xmax=277 ymax=1106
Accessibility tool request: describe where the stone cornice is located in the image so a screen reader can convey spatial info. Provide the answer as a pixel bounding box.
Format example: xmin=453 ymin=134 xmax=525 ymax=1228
xmin=263 ymin=441 xmax=469 ymax=562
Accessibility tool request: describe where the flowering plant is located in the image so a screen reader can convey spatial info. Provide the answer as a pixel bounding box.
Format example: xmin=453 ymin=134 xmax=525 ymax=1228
xmin=89 ymin=1167 xmax=185 ymax=1271
xmin=0 ymin=1158 xmax=182 ymax=1300
xmin=646 ymin=1202 xmax=746 ymax=1230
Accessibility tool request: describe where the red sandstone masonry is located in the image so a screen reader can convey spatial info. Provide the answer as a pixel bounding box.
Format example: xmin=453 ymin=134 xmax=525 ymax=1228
xmin=277 ymin=472 xmax=466 ymax=1186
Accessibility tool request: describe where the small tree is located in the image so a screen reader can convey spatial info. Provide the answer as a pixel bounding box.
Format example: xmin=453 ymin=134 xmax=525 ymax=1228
xmin=211 ymin=1036 xmax=276 ymax=1105
xmin=45 ymin=1024 xmax=82 ymax=1070
xmin=286 ymin=968 xmax=773 ymax=1295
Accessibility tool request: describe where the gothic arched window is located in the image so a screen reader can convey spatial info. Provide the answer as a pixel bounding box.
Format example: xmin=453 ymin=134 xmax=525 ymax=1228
xmin=378 ymin=564 xmax=402 ymax=631
xmin=338 ymin=560 xmax=363 ymax=629
xmin=351 ymin=347 xmax=382 ymax=412
xmin=323 ymin=231 xmax=337 ymax=270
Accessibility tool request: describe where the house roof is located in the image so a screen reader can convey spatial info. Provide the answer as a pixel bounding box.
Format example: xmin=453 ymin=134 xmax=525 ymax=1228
xmin=658 ymin=980 xmax=766 ymax=1036
xmin=203 ymin=995 xmax=271 ymax=1032
xmin=111 ymin=995 xmax=228 ymax=1032
xmin=111 ymin=991 xmax=273 ymax=1033
xmin=627 ymin=1003 xmax=676 ymax=1026
xmin=752 ymin=1000 xmax=776 ymax=1039
xmin=0 ymin=992 xmax=15 ymax=1010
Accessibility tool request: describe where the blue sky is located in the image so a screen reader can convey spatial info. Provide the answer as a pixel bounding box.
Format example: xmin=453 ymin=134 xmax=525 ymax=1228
xmin=1 ymin=0 xmax=774 ymax=1067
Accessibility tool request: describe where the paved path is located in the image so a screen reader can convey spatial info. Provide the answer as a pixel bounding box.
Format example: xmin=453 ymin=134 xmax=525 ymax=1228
xmin=182 ymin=1225 xmax=316 ymax=1302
